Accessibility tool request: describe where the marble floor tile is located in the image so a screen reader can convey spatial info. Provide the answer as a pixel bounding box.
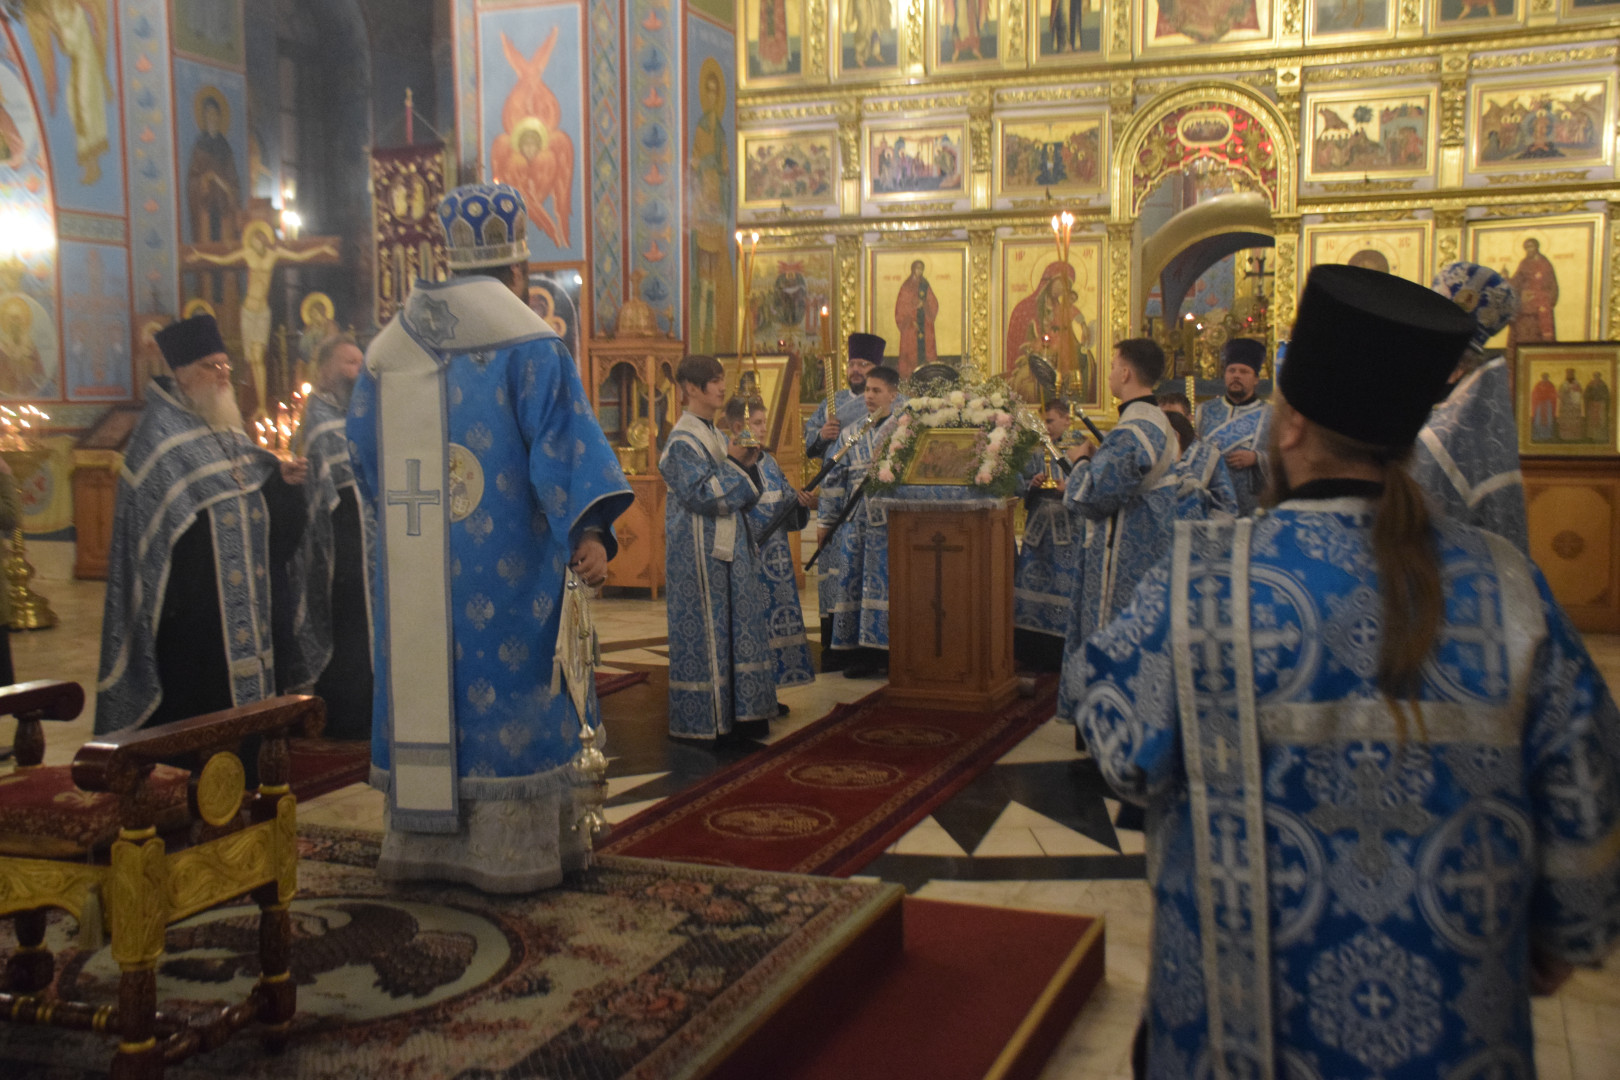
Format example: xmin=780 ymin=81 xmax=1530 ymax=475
xmin=888 ymin=815 xmax=969 ymax=857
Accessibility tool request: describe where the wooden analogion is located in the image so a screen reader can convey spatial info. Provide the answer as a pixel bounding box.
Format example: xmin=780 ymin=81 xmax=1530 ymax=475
xmin=884 ymin=501 xmax=1018 ymax=712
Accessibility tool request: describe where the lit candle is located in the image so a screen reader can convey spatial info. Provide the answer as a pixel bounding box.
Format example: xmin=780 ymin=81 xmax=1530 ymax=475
xmin=820 ymin=304 xmax=831 ymax=355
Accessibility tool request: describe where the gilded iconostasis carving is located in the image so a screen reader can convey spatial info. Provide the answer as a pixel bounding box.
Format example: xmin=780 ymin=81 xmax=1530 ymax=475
xmin=735 ymin=0 xmax=1620 ymax=414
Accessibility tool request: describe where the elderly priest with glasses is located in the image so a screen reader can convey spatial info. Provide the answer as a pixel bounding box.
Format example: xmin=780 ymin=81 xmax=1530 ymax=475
xmin=96 ymin=313 xmax=311 ymax=737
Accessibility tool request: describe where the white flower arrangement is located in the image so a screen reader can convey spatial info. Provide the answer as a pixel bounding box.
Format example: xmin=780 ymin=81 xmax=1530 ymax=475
xmin=867 ymin=381 xmax=1040 ymax=496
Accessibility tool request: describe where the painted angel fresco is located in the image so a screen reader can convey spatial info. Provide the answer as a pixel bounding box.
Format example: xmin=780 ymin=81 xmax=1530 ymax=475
xmin=490 ymin=29 xmax=575 ymax=250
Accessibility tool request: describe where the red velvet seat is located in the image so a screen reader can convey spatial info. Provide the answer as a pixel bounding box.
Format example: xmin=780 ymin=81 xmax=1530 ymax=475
xmin=0 ymin=761 xmax=190 ymax=858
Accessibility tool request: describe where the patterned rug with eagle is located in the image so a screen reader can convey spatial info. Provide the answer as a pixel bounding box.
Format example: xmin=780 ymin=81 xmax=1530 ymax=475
xmin=0 ymin=825 xmax=899 ymax=1079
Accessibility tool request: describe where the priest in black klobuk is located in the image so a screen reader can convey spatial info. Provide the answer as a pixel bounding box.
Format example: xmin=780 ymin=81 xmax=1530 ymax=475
xmin=95 ymin=314 xmax=310 ymax=736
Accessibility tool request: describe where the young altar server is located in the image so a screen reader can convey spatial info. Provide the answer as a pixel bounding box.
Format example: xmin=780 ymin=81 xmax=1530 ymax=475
xmin=728 ymin=395 xmax=817 ymax=695
xmin=817 ymin=365 xmax=902 ymax=679
xmin=661 ymin=356 xmax=779 ymax=741
xmin=1014 ymin=397 xmax=1083 ymax=672
xmin=1058 ymin=338 xmax=1179 ymax=723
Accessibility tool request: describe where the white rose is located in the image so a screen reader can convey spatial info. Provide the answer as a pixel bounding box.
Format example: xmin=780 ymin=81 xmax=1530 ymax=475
xmin=990 ymin=392 xmax=1006 ymax=408
xmin=988 ymin=427 xmax=1007 ymax=447
xmin=948 ymin=390 xmax=966 ymax=407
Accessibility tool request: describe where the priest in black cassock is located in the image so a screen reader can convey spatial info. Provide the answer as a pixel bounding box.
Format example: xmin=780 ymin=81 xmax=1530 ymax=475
xmin=95 ymin=314 xmax=309 ymax=738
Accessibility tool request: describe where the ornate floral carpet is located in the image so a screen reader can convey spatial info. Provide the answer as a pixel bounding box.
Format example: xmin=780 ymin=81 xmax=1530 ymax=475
xmin=289 ymin=671 xmax=651 ymax=802
xmin=0 ymin=826 xmax=902 ymax=1080
xmin=601 ymin=677 xmax=1059 ymax=876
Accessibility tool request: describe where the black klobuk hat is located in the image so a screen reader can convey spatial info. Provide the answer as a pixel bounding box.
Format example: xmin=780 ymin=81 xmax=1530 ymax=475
xmin=1279 ymin=264 xmax=1474 ymax=448
xmin=847 ymin=332 xmax=886 ymax=365
xmin=154 ymin=314 xmax=228 ymax=369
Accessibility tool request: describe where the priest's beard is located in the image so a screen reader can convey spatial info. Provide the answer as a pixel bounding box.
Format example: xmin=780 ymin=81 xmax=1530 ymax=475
xmin=323 ymin=374 xmax=357 ymax=409
xmin=183 ymin=382 xmax=247 ymax=434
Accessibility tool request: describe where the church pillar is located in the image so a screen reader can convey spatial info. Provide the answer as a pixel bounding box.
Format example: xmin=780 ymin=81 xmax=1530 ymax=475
xmin=836 ymin=233 xmax=862 ymax=347
xmin=839 ymin=101 xmax=863 ymax=218
xmin=901 ymin=0 xmax=926 ymax=76
xmin=1608 ymin=203 xmax=1620 ymax=340
xmin=587 ymin=0 xmax=625 ymax=334
xmin=805 ymin=0 xmax=829 ymax=79
xmin=1438 ymin=49 xmax=1469 ymax=189
xmin=969 ymin=103 xmax=992 ymax=211
xmin=1106 ymin=221 xmax=1134 ymax=353
xmin=1395 ymin=0 xmax=1424 ymax=38
xmin=968 ymin=228 xmax=994 ymax=369
xmin=1270 ymin=215 xmax=1302 ymax=353
xmin=1004 ymin=0 xmax=1028 ymax=65
xmin=1274 ymin=64 xmax=1301 ymax=152
xmin=1277 ymin=0 xmax=1304 ymax=44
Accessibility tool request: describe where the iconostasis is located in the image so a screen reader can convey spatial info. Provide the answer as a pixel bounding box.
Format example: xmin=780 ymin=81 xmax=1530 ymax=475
xmin=731 ymin=0 xmax=1620 ymax=423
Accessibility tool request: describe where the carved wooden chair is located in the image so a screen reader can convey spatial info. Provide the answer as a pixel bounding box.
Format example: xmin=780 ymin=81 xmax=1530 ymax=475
xmin=0 ymin=681 xmax=324 ymax=1079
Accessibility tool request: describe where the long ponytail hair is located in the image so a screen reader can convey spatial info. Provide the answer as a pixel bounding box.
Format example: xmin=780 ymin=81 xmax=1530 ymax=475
xmin=1314 ymin=428 xmax=1444 ymax=723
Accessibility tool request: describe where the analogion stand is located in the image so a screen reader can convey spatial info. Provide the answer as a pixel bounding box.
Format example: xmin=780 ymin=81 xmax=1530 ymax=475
xmin=877 ymin=490 xmax=1018 ymax=713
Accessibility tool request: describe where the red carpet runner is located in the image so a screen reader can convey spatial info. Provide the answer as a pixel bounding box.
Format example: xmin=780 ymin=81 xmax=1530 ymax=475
xmin=602 ymin=677 xmax=1058 ymax=876
xmin=289 ymin=670 xmax=652 ymax=802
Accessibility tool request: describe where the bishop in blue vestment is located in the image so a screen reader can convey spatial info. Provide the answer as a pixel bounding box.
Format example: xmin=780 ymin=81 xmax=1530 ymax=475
xmin=1195 ymin=338 xmax=1272 ymax=516
xmin=1059 ymin=340 xmax=1179 ymax=721
xmin=350 ymin=185 xmax=631 ymax=892
xmin=662 ymin=357 xmax=778 ymax=738
xmin=1079 ymin=266 xmax=1620 ymax=1080
xmin=1413 ymin=262 xmax=1530 ymax=554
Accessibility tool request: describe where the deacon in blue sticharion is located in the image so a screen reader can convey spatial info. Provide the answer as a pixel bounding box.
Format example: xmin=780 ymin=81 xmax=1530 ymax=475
xmin=349 ymin=183 xmax=632 ymax=893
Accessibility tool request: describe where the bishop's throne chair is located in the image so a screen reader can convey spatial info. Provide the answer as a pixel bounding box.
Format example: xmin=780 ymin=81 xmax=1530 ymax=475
xmin=0 ymin=681 xmax=324 ymax=1079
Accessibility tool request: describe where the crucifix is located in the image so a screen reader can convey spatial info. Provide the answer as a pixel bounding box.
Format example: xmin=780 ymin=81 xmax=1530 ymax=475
xmin=922 ymin=530 xmax=964 ymax=658
xmin=181 ymin=202 xmax=342 ymax=419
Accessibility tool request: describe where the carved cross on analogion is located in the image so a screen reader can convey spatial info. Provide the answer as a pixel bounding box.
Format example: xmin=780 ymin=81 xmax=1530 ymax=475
xmin=922 ymin=530 xmax=964 ymax=658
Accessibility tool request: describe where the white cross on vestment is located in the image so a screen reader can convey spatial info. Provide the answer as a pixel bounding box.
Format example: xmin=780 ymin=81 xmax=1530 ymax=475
xmin=1208 ymin=812 xmax=1255 ymax=931
xmin=1543 ymin=749 xmax=1605 ymax=825
xmin=387 ymin=458 xmax=442 ymax=537
xmin=1437 ymin=817 xmax=1521 ymax=938
xmin=1186 ymin=574 xmax=1303 ymax=695
xmin=1440 ymin=576 xmax=1509 ymax=697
